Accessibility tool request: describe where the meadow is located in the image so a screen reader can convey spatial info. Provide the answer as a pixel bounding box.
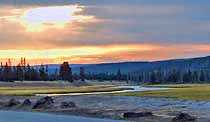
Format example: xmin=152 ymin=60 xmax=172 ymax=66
xmin=118 ymin=84 xmax=210 ymax=101
xmin=2 ymin=81 xmax=210 ymax=101
xmin=0 ymin=82 xmax=128 ymax=96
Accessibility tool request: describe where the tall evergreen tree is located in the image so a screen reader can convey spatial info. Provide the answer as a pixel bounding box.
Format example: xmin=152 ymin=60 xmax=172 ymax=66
xmin=16 ymin=63 xmax=24 ymax=81
xmin=192 ymin=71 xmax=198 ymax=83
xmin=200 ymin=70 xmax=205 ymax=82
xmin=59 ymin=62 xmax=73 ymax=82
xmin=150 ymin=71 xmax=157 ymax=83
xmin=25 ymin=63 xmax=31 ymax=80
xmin=80 ymin=67 xmax=85 ymax=81
xmin=3 ymin=62 xmax=11 ymax=81
xmin=39 ymin=64 xmax=48 ymax=81
xmin=31 ymin=68 xmax=40 ymax=80
xmin=117 ymin=69 xmax=122 ymax=81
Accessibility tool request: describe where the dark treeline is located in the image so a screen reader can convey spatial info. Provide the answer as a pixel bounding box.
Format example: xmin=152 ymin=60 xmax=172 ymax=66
xmin=81 ymin=69 xmax=128 ymax=82
xmin=81 ymin=67 xmax=210 ymax=84
xmin=3 ymin=56 xmax=210 ymax=84
xmin=82 ymin=68 xmax=210 ymax=84
xmin=0 ymin=58 xmax=74 ymax=82
xmin=129 ymin=68 xmax=210 ymax=84
xmin=81 ymin=56 xmax=210 ymax=84
xmin=129 ymin=58 xmax=210 ymax=84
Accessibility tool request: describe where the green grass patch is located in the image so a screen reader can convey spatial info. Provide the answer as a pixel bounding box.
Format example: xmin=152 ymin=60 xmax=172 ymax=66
xmin=0 ymin=85 xmax=130 ymax=96
xmin=117 ymin=84 xmax=210 ymax=101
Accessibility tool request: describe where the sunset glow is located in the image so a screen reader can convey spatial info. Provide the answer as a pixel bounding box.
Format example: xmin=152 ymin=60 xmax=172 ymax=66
xmin=0 ymin=0 xmax=210 ymax=65
xmin=18 ymin=5 xmax=94 ymax=32
xmin=0 ymin=44 xmax=208 ymax=65
xmin=0 ymin=44 xmax=161 ymax=64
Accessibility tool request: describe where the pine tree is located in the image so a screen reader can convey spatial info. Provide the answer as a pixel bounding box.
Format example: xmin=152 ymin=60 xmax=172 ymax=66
xmin=39 ymin=64 xmax=48 ymax=81
xmin=59 ymin=62 xmax=73 ymax=82
xmin=3 ymin=62 xmax=9 ymax=81
xmin=183 ymin=70 xmax=192 ymax=83
xmin=117 ymin=69 xmax=122 ymax=81
xmin=167 ymin=69 xmax=178 ymax=83
xmin=150 ymin=71 xmax=157 ymax=83
xmin=80 ymin=67 xmax=85 ymax=81
xmin=0 ymin=64 xmax=3 ymax=81
xmin=25 ymin=63 xmax=31 ymax=80
xmin=192 ymin=71 xmax=198 ymax=83
xmin=31 ymin=68 xmax=39 ymax=80
xmin=200 ymin=70 xmax=205 ymax=82
xmin=17 ymin=63 xmax=24 ymax=81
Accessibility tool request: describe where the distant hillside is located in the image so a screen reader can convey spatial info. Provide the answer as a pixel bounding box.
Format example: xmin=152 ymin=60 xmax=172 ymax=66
xmin=72 ymin=62 xmax=149 ymax=74
xmin=44 ymin=56 xmax=210 ymax=75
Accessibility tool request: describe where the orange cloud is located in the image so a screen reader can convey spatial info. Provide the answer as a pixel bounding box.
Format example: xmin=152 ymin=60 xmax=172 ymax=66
xmin=0 ymin=44 xmax=209 ymax=65
xmin=192 ymin=45 xmax=210 ymax=52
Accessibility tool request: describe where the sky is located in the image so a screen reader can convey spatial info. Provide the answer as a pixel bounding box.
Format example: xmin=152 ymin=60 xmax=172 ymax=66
xmin=0 ymin=0 xmax=210 ymax=65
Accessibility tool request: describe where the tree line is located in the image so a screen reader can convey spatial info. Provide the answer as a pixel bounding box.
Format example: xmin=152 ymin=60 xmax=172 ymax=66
xmin=127 ymin=68 xmax=210 ymax=84
xmin=77 ymin=56 xmax=210 ymax=84
xmin=83 ymin=69 xmax=128 ymax=82
xmin=2 ymin=58 xmax=209 ymax=84
xmin=83 ymin=68 xmax=210 ymax=84
xmin=0 ymin=58 xmax=77 ymax=82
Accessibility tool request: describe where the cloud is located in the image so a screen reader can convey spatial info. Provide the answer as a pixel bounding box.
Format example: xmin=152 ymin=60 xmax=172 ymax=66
xmin=1 ymin=2 xmax=209 ymax=49
xmin=0 ymin=0 xmax=210 ymax=64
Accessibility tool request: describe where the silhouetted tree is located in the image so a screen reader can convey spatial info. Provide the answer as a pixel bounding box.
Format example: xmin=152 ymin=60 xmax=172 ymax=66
xmin=117 ymin=69 xmax=122 ymax=81
xmin=167 ymin=69 xmax=179 ymax=83
xmin=200 ymin=70 xmax=205 ymax=82
xmin=31 ymin=68 xmax=40 ymax=80
xmin=192 ymin=71 xmax=198 ymax=83
xmin=16 ymin=63 xmax=24 ymax=81
xmin=80 ymin=67 xmax=85 ymax=81
xmin=59 ymin=62 xmax=73 ymax=82
xmin=150 ymin=71 xmax=157 ymax=83
xmin=3 ymin=62 xmax=12 ymax=81
xmin=25 ymin=63 xmax=31 ymax=80
xmin=39 ymin=64 xmax=48 ymax=81
xmin=183 ymin=70 xmax=192 ymax=83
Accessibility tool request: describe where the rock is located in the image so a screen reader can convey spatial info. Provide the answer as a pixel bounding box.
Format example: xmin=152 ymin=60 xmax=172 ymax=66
xmin=60 ymin=101 xmax=76 ymax=108
xmin=21 ymin=99 xmax=32 ymax=107
xmin=33 ymin=96 xmax=54 ymax=109
xmin=123 ymin=112 xmax=153 ymax=118
xmin=5 ymin=98 xmax=20 ymax=107
xmin=172 ymin=113 xmax=196 ymax=122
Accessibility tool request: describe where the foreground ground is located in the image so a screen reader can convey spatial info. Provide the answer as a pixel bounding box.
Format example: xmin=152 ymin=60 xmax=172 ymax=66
xmin=0 ymin=95 xmax=210 ymax=122
xmin=1 ymin=81 xmax=210 ymax=122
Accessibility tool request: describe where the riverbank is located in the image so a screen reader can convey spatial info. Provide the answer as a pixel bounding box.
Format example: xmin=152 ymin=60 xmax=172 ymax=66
xmin=1 ymin=82 xmax=210 ymax=121
xmin=0 ymin=95 xmax=210 ymax=122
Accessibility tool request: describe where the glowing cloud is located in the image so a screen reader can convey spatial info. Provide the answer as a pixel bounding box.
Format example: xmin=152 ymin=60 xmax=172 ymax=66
xmin=0 ymin=44 xmax=161 ymax=64
xmin=16 ymin=5 xmax=94 ymax=32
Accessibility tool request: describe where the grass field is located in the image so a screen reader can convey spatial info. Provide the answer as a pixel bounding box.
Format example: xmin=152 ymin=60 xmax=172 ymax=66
xmin=118 ymin=84 xmax=210 ymax=101
xmin=0 ymin=85 xmax=128 ymax=96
